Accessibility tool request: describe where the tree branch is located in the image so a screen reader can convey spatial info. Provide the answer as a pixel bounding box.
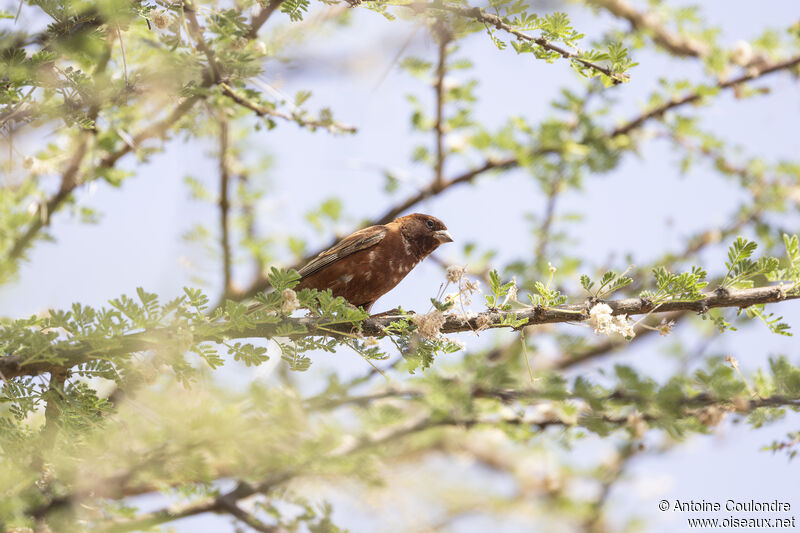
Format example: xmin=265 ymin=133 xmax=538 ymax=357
xmin=582 ymin=441 xmax=639 ymax=533
xmin=9 ymin=135 xmax=90 ymax=260
xmin=611 ymin=54 xmax=800 ymax=137
xmin=432 ymin=24 xmax=449 ymax=189
xmin=219 ymin=120 xmax=234 ymax=298
xmin=217 ymin=496 xmax=283 ymax=533
xmin=184 ymin=1 xmax=223 ymax=83
xmin=247 ymin=0 xmax=288 ymax=39
xmin=2 ymin=285 xmax=797 ymax=380
xmin=5 ymin=0 xmax=289 ymax=266
xmin=405 ymin=2 xmax=630 ymax=84
xmin=86 ymin=388 xmax=800 ymax=530
xmin=586 ymin=0 xmax=710 ymax=58
xmin=34 ymin=379 xmax=800 ymax=529
xmin=220 ymin=82 xmax=357 ymax=133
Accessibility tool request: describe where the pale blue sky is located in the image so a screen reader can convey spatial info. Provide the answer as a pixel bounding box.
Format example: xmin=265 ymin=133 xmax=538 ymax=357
xmin=2 ymin=0 xmax=799 ymax=531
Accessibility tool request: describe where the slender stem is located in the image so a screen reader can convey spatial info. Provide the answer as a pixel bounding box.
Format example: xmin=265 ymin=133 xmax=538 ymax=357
xmin=219 ymin=120 xmax=233 ymax=298
xmin=184 ymin=1 xmax=222 ymax=83
xmin=433 ymin=26 xmax=449 ymax=190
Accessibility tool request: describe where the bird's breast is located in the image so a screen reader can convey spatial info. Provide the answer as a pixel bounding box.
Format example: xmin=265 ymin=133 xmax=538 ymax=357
xmin=297 ymin=231 xmax=422 ymax=309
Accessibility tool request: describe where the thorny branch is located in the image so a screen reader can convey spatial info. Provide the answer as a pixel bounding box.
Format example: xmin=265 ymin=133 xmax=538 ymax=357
xmin=406 ymin=2 xmax=630 ymax=84
xmin=2 ymin=285 xmax=797 ymax=380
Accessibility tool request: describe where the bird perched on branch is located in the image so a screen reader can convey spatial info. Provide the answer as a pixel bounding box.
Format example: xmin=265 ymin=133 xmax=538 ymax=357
xmin=294 ymin=213 xmax=453 ymax=313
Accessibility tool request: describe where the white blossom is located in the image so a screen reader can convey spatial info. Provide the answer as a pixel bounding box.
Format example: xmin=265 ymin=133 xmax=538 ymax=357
xmin=588 ymin=303 xmax=635 ymax=339
xmin=411 ymin=310 xmax=445 ymax=339
xmin=281 ymin=288 xmax=300 ymax=314
xmin=446 ymin=265 xmax=466 ymax=283
xmin=152 ymin=10 xmax=171 ymax=29
xmin=364 ymin=336 xmax=379 ymax=346
xmin=731 ymin=40 xmax=753 ymax=66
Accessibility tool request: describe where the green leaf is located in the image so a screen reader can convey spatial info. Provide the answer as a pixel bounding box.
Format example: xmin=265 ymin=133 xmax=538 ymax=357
xmin=281 ymin=0 xmax=310 ymax=21
xmin=267 ymin=267 xmax=301 ymax=292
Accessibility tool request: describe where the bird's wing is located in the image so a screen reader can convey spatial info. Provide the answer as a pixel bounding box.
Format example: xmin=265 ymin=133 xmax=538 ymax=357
xmin=298 ymin=225 xmax=388 ymax=278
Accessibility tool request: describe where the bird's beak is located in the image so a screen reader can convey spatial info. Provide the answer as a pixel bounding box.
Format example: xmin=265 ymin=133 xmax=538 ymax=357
xmin=433 ymin=230 xmax=454 ymax=244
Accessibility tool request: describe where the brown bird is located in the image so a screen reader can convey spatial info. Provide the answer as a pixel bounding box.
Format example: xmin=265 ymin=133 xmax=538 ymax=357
xmin=295 ymin=213 xmax=453 ymax=313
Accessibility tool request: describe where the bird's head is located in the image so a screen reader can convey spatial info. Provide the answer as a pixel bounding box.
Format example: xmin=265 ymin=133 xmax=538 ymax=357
xmin=397 ymin=213 xmax=453 ymax=257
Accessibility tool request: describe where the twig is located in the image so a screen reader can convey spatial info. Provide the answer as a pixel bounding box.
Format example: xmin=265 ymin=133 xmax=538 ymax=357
xmin=116 ymin=25 xmax=128 ymax=85
xmin=40 ymin=366 xmax=68 ymax=451
xmin=535 ymin=174 xmax=563 ymax=261
xmin=217 ymin=496 xmax=283 ymax=533
xmin=433 ymin=24 xmax=449 ymax=189
xmin=98 ymin=95 xmax=202 ymax=169
xmin=247 ymin=0 xmax=288 ymax=38
xmin=220 ymin=82 xmax=357 ymax=133
xmin=184 ymin=1 xmax=222 ymax=83
xmin=582 ymin=441 xmax=638 ymax=533
xmin=9 ymin=134 xmax=91 ymax=260
xmin=405 ymin=2 xmax=630 ymax=84
xmin=219 ymin=120 xmax=233 ymax=298
xmin=586 ymin=0 xmax=709 ymax=58
xmin=611 ymin=54 xmax=800 ymax=137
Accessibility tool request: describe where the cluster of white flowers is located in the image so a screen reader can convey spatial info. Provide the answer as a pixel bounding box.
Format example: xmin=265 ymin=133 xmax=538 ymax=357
xmin=443 ymin=265 xmax=481 ymax=306
xmin=281 ymin=288 xmax=300 ymax=314
xmin=230 ymin=37 xmax=248 ymax=50
xmin=441 ymin=76 xmax=462 ymax=91
xmin=446 ymin=264 xmax=466 ymax=283
xmin=588 ymin=303 xmax=635 ymax=339
xmin=151 ymin=10 xmax=171 ymax=29
xmin=626 ymin=411 xmax=648 ymax=440
xmin=698 ymin=405 xmax=725 ymax=427
xmin=364 ymin=336 xmax=379 ymax=347
xmin=731 ymin=40 xmax=753 ymax=66
xmin=411 ymin=310 xmax=446 ymax=339
xmin=475 ymin=314 xmax=492 ymax=331
xmin=73 ymin=376 xmax=117 ymax=399
xmin=658 ymin=319 xmax=675 ymax=336
xmin=23 ymin=156 xmax=55 ymax=178
xmin=501 ymin=276 xmax=518 ymax=307
xmin=444 ymin=133 xmax=470 ymax=153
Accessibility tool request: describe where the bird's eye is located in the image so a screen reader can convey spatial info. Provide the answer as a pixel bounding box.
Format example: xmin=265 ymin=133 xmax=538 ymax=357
xmin=426 ymin=220 xmax=434 ymax=229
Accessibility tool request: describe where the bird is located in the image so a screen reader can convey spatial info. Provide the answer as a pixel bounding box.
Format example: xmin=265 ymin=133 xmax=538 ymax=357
xmin=294 ymin=213 xmax=453 ymax=313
